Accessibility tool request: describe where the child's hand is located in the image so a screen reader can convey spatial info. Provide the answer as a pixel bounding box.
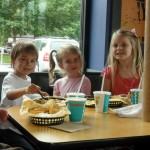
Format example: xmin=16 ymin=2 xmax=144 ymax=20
xmin=25 ymin=83 xmax=41 ymax=94
xmin=0 ymin=109 xmax=8 ymax=123
xmin=40 ymin=91 xmax=49 ymax=96
xmin=54 ymin=92 xmax=60 ymax=96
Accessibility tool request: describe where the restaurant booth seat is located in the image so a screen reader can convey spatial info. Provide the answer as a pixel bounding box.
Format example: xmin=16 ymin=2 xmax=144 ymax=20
xmin=0 ymin=71 xmax=102 ymax=100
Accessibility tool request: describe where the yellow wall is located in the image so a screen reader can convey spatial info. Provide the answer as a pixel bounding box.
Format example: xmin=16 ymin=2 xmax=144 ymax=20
xmin=121 ymin=0 xmax=145 ymax=43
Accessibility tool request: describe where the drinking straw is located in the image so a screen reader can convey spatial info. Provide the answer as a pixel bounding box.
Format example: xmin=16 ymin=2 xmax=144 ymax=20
xmin=138 ymin=74 xmax=143 ymax=89
xmin=101 ymin=72 xmax=105 ymax=91
xmin=76 ymin=74 xmax=85 ymax=97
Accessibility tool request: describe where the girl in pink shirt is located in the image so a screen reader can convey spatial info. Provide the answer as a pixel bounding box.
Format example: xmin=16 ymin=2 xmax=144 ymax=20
xmin=101 ymin=29 xmax=143 ymax=96
xmin=49 ymin=43 xmax=91 ymax=96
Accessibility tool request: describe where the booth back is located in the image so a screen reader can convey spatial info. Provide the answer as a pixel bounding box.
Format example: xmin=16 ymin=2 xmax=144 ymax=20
xmin=0 ymin=72 xmax=102 ymax=100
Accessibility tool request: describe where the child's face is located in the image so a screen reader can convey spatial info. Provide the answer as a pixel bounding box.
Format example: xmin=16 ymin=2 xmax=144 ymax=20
xmin=111 ymin=35 xmax=132 ymax=61
xmin=60 ymin=52 xmax=82 ymax=77
xmin=12 ymin=51 xmax=38 ymax=79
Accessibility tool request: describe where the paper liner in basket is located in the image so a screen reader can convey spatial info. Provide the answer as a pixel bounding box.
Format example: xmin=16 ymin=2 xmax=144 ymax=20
xmin=20 ymin=95 xmax=70 ymax=118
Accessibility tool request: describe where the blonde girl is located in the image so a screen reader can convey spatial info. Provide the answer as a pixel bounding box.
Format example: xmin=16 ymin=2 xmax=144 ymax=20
xmin=49 ymin=43 xmax=91 ymax=96
xmin=102 ymin=28 xmax=143 ymax=95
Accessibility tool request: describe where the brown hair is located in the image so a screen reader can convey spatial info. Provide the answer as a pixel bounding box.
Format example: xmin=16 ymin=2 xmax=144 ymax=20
xmin=11 ymin=41 xmax=39 ymax=67
xmin=49 ymin=43 xmax=83 ymax=85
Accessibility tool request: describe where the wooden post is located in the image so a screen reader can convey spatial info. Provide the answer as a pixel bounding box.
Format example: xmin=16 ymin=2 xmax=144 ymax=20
xmin=142 ymin=0 xmax=150 ymax=121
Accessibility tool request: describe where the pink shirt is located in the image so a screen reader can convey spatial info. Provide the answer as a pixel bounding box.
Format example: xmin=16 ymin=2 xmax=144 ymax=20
xmin=53 ymin=76 xmax=91 ymax=96
xmin=101 ymin=66 xmax=140 ymax=95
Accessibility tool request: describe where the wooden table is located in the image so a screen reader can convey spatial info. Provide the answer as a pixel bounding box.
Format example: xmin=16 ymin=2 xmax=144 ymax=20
xmin=7 ymin=106 xmax=150 ymax=149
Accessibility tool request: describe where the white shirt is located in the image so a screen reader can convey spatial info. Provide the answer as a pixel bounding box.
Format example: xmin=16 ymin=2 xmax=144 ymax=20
xmin=1 ymin=72 xmax=40 ymax=107
xmin=0 ymin=72 xmax=40 ymax=132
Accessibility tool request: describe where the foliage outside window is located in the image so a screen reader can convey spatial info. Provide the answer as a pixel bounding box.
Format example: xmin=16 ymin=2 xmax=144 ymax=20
xmin=0 ymin=0 xmax=81 ymax=46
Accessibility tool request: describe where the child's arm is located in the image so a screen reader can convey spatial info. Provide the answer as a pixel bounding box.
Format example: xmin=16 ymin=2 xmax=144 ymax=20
xmin=101 ymin=66 xmax=112 ymax=92
xmin=53 ymin=80 xmax=61 ymax=96
xmin=40 ymin=91 xmax=49 ymax=96
xmin=103 ymin=78 xmax=111 ymax=92
xmin=80 ymin=77 xmax=91 ymax=96
xmin=53 ymin=92 xmax=60 ymax=96
xmin=6 ymin=84 xmax=43 ymax=100
xmin=0 ymin=109 xmax=8 ymax=122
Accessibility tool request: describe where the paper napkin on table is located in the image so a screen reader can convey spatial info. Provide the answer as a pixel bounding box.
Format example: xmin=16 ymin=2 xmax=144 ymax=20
xmin=49 ymin=122 xmax=91 ymax=132
xmin=110 ymin=103 xmax=142 ymax=118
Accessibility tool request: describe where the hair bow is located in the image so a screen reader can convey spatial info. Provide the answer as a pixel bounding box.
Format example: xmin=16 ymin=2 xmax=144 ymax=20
xmin=131 ymin=28 xmax=138 ymax=38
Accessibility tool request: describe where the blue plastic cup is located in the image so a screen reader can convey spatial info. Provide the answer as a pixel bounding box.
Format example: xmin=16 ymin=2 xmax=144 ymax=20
xmin=93 ymin=91 xmax=111 ymax=113
xmin=67 ymin=97 xmax=87 ymax=122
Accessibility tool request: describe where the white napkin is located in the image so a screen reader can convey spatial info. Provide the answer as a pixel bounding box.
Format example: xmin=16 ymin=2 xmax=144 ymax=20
xmin=50 ymin=122 xmax=91 ymax=132
xmin=111 ymin=103 xmax=142 ymax=118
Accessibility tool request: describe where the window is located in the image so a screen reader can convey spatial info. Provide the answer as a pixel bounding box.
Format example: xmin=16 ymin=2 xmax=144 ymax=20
xmin=0 ymin=0 xmax=81 ymax=72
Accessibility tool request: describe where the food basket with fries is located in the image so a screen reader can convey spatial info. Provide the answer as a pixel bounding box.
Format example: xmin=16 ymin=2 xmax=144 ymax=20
xmin=20 ymin=96 xmax=70 ymax=126
xmin=86 ymin=98 xmax=95 ymax=107
xmin=86 ymin=99 xmax=124 ymax=108
xmin=109 ymin=95 xmax=131 ymax=107
xmin=109 ymin=100 xmax=123 ymax=107
xmin=29 ymin=115 xmax=66 ymax=125
xmin=85 ymin=95 xmax=130 ymax=108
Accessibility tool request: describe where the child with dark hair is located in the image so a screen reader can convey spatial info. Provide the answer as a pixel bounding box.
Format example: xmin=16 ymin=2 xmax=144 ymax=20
xmin=1 ymin=41 xmax=48 ymax=107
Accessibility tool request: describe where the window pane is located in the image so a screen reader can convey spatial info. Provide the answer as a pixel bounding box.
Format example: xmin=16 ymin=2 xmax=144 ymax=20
xmin=0 ymin=0 xmax=81 ymax=72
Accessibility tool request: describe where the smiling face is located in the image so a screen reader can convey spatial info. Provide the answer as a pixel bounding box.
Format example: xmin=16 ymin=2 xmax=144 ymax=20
xmin=59 ymin=52 xmax=82 ymax=78
xmin=111 ymin=35 xmax=133 ymax=62
xmin=12 ymin=51 xmax=38 ymax=79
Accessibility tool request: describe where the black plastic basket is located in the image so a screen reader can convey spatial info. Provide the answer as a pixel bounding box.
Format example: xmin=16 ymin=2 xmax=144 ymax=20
xmin=86 ymin=99 xmax=95 ymax=108
xmin=109 ymin=101 xmax=123 ymax=107
xmin=86 ymin=104 xmax=95 ymax=108
xmin=29 ymin=116 xmax=65 ymax=126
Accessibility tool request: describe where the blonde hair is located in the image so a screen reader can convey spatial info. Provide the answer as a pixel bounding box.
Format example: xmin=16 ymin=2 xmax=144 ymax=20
xmin=107 ymin=29 xmax=143 ymax=88
xmin=49 ymin=43 xmax=83 ymax=85
xmin=11 ymin=41 xmax=38 ymax=68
